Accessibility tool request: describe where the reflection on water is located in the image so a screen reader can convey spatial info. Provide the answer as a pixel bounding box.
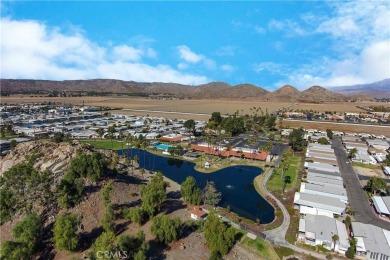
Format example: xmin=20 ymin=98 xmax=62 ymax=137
xmin=117 ymin=149 xmax=275 ymax=223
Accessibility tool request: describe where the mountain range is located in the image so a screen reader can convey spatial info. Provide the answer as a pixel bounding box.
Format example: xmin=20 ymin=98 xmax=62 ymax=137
xmin=328 ymin=78 xmax=390 ymax=98
xmin=1 ymin=78 xmax=388 ymax=102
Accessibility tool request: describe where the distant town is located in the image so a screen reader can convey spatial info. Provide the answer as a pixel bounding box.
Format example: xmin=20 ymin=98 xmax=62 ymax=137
xmin=0 ymin=102 xmax=389 ymax=259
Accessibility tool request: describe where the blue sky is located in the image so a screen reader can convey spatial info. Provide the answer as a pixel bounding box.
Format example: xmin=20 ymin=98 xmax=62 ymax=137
xmin=1 ymin=1 xmax=389 ymax=90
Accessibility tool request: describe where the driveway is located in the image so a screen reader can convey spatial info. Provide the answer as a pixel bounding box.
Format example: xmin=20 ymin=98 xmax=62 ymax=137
xmin=332 ymin=137 xmax=390 ymax=230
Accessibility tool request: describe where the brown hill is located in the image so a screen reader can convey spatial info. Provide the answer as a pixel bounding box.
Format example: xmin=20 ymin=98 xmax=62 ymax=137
xmin=1 ymin=79 xmax=350 ymax=102
xmin=264 ymin=85 xmax=300 ymax=102
xmin=299 ymin=86 xmax=347 ymax=102
xmin=190 ymin=83 xmax=268 ymax=99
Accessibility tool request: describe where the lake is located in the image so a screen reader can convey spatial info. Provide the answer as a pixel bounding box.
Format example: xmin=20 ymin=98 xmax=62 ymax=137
xmin=117 ymin=149 xmax=275 ymax=223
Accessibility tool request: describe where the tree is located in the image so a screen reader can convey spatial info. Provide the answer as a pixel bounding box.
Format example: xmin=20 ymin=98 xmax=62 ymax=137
xmin=123 ymin=207 xmax=144 ymax=226
xmin=151 ymin=214 xmax=181 ymax=244
xmin=288 ymin=128 xmax=305 ymax=152
xmin=367 ymin=177 xmax=387 ymax=195
xmin=282 ymin=176 xmax=291 ymax=193
xmin=117 ymin=231 xmax=148 ymax=260
xmin=53 ymin=213 xmax=80 ymax=251
xmin=0 ymin=189 xmax=15 ymax=224
xmin=10 ymin=140 xmax=17 ymax=150
xmin=266 ymin=115 xmax=277 ymax=129
xmin=140 ymin=173 xmax=169 ymax=217
xmin=102 ymin=204 xmax=115 ymax=232
xmin=92 ymin=231 xmax=116 ymax=255
xmin=184 ymin=119 xmax=196 ymax=134
xmin=326 ymin=129 xmax=333 ymax=139
xmin=317 ymin=137 xmax=329 ymax=145
xmin=57 ymin=174 xmax=84 ymax=209
xmin=345 ymin=215 xmax=351 ymax=229
xmin=385 ymin=153 xmax=390 ymax=166
xmin=203 ymin=181 xmax=221 ymax=206
xmin=52 ymin=132 xmax=65 ymax=143
xmin=0 ymin=213 xmax=42 ymax=259
xmin=180 ymin=176 xmax=202 ymax=205
xmin=348 ymin=148 xmax=358 ymax=159
xmin=332 ymin=234 xmax=339 ymax=251
xmin=345 ymin=246 xmax=355 ymax=259
xmin=12 ymin=213 xmax=42 ymax=253
xmin=101 ymin=180 xmax=114 ymax=206
xmin=210 ymin=112 xmax=222 ymax=125
xmin=204 ymin=213 xmax=236 ymax=255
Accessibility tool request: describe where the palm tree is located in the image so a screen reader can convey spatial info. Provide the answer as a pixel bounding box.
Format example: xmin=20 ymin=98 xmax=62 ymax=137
xmin=332 ymin=234 xmax=339 ymax=252
xmin=282 ymin=176 xmax=291 ymax=193
xmin=107 ymin=132 xmax=114 ymax=150
xmin=140 ymin=168 xmax=145 ymax=179
xmin=133 ymin=154 xmax=139 ymax=170
xmin=348 ymin=148 xmax=358 ymax=159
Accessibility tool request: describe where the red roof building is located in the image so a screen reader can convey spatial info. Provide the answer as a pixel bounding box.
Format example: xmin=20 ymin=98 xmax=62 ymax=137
xmin=190 ymin=144 xmax=269 ymax=161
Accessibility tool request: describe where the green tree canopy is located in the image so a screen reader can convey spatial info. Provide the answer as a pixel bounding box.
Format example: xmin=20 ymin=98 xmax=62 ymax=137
xmin=12 ymin=213 xmax=42 ymax=252
xmin=203 ymin=181 xmax=221 ymax=206
xmin=317 ymin=137 xmax=330 ymax=145
xmin=53 ymin=213 xmax=81 ymax=252
xmin=210 ymin=112 xmax=222 ymax=125
xmin=204 ymin=213 xmax=236 ymax=255
xmin=123 ymin=207 xmax=144 ymax=226
xmin=184 ymin=119 xmax=196 ymax=133
xmin=367 ymin=177 xmax=387 ymax=195
xmin=0 ymin=213 xmax=42 ymax=259
xmin=92 ymin=231 xmax=116 ymax=255
xmin=288 ymin=128 xmax=305 ymax=151
xmin=151 ymin=214 xmax=181 ymax=244
xmin=180 ymin=176 xmax=202 ymax=205
xmin=117 ymin=231 xmax=148 ymax=260
xmin=326 ymin=129 xmax=333 ymax=139
xmin=140 ymin=173 xmax=169 ymax=217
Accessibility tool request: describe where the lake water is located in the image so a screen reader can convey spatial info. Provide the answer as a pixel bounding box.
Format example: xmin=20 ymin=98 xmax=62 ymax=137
xmin=117 ymin=149 xmax=275 ymax=223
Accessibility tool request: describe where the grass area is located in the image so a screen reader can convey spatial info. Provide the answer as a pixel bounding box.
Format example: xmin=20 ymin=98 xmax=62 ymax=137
xmin=285 ymin=207 xmax=299 ymax=244
xmin=241 ymin=237 xmax=279 ymax=260
xmin=273 ymin=246 xmax=295 ymax=259
xmin=266 ymin=156 xmax=301 ymax=193
xmin=79 ymin=139 xmax=127 ymax=150
xmin=352 ymin=162 xmax=381 ymax=169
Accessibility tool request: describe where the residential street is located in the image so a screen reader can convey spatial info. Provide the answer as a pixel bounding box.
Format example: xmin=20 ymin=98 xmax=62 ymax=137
xmin=332 ymin=137 xmax=390 ymax=230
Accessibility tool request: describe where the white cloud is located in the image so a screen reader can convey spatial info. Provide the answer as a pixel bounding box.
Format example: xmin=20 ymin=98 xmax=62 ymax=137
xmin=0 ymin=18 xmax=208 ymax=85
xmin=254 ymin=62 xmax=284 ymax=75
xmin=268 ymin=19 xmax=307 ymax=36
xmin=220 ymin=64 xmax=235 ymax=72
xmin=216 ymin=46 xmax=236 ymax=56
xmin=177 ymin=45 xmax=204 ymax=63
xmin=113 ymin=45 xmax=143 ymax=61
xmin=267 ymin=1 xmax=390 ymax=89
xmin=176 ymin=45 xmax=217 ymax=70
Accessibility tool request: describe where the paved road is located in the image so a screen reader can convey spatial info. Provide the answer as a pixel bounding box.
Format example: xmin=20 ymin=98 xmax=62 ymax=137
xmin=262 ymin=169 xmax=327 ymax=259
xmin=333 ymin=137 xmax=390 ymax=230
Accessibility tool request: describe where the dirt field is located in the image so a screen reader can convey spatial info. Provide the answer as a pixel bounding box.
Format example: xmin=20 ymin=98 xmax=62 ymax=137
xmin=3 ymin=96 xmax=388 ymax=114
xmin=283 ymin=120 xmax=390 ymax=136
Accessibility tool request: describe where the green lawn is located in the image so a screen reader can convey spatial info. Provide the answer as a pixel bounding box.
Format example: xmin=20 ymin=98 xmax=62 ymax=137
xmin=267 ymin=156 xmax=301 ymax=192
xmin=79 ymin=139 xmax=127 ymax=150
xmin=273 ymin=246 xmax=295 ymax=259
xmin=241 ymin=237 xmax=279 ymax=260
xmin=352 ymin=162 xmax=381 ymax=169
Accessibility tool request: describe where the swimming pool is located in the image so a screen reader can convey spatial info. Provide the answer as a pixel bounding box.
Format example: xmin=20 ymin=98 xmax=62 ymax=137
xmin=155 ymin=143 xmax=172 ymax=151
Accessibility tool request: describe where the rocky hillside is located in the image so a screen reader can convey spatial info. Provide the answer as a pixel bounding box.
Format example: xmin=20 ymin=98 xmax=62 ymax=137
xmin=0 ymin=140 xmax=110 ymax=177
xmin=0 ymin=78 xmax=359 ymax=102
xmin=299 ymin=86 xmax=348 ymax=102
